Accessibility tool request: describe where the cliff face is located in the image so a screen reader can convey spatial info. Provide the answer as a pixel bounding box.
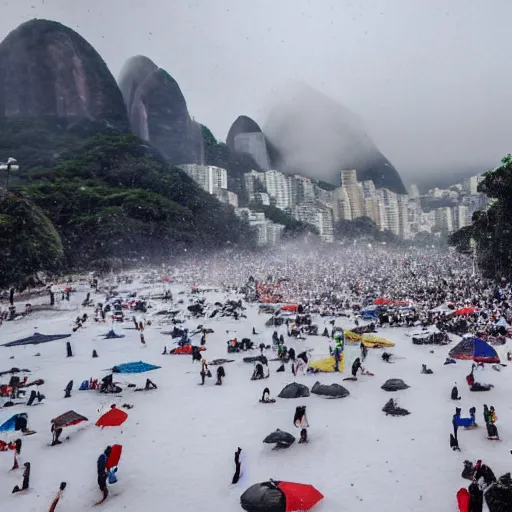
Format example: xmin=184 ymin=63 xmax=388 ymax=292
xmin=264 ymin=84 xmax=406 ymax=194
xmin=226 ymin=115 xmax=270 ymax=170
xmin=119 ymin=56 xmax=202 ymax=165
xmin=0 ymin=19 xmax=128 ymax=129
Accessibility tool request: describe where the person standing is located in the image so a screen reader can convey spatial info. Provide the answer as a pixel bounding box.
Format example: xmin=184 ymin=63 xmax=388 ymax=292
xmin=12 ymin=462 xmax=30 ymax=493
xmin=97 ymin=446 xmax=112 ymax=502
xmin=48 ymin=482 xmax=67 ymax=512
xmin=231 ymin=447 xmax=242 ymax=484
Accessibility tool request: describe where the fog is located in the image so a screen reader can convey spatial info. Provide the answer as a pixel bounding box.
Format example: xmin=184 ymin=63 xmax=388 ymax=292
xmin=2 ymin=0 xmax=512 ymax=187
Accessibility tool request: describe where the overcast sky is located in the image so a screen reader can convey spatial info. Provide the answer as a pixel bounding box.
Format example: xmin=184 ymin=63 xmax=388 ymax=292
xmin=2 ymin=0 xmax=512 ymax=183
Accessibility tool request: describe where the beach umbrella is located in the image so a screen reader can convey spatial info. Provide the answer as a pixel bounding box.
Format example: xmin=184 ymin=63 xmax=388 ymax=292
xmin=263 ymin=429 xmax=295 ymax=448
xmin=51 ymin=411 xmax=88 ymax=429
xmin=455 ymin=307 xmax=478 ymax=316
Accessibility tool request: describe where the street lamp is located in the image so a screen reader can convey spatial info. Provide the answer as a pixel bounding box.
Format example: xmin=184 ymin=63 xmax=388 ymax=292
xmin=1 ymin=157 xmax=19 ymax=201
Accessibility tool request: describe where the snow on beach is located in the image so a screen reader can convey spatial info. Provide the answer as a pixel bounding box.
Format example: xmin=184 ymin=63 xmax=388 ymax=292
xmin=0 ymin=280 xmax=510 ymax=512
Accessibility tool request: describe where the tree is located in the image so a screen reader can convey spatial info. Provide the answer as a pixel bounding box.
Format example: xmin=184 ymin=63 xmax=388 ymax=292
xmin=0 ymin=194 xmax=64 ymax=288
xmin=450 ymin=154 xmax=512 ymax=278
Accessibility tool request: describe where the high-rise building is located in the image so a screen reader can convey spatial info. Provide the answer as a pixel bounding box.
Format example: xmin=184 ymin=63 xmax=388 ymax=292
xmin=463 ymin=176 xmax=479 ymax=196
xmin=249 ymin=192 xmax=271 ymax=206
xmin=292 ymin=201 xmax=334 ymax=242
xmin=452 ymin=204 xmax=469 ymax=231
xmin=244 ymin=170 xmax=265 ymax=195
xmin=361 ymin=180 xmax=377 ymax=222
xmin=332 ymin=187 xmax=352 ymax=222
xmin=340 ymin=169 xmax=363 ymax=219
xmin=434 ymin=207 xmax=453 ymax=233
xmin=381 ymin=189 xmax=400 ymax=235
xmin=397 ymin=194 xmax=410 ymax=239
xmin=409 ymin=184 xmax=420 ymax=198
xmin=178 ymin=164 xmax=227 ymax=195
xmin=265 ymin=170 xmax=291 ymax=210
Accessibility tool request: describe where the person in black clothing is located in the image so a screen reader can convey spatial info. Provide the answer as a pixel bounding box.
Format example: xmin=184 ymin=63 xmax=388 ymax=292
xmin=232 ymin=447 xmax=242 ymax=484
xmin=474 ymin=461 xmax=496 ymax=488
xmin=468 ymin=481 xmax=483 ymax=512
xmin=12 ymin=462 xmax=30 ymax=493
xmin=352 ymin=358 xmax=362 ymax=378
xmin=97 ymin=446 xmax=112 ymax=501
xmin=51 ymin=423 xmax=63 ymax=446
xmin=451 ymin=384 xmax=461 ymax=400
xmin=216 ymin=366 xmax=225 ymax=386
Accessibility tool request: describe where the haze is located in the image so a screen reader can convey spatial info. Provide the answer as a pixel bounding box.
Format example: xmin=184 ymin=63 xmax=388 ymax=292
xmin=1 ymin=0 xmax=512 ymax=186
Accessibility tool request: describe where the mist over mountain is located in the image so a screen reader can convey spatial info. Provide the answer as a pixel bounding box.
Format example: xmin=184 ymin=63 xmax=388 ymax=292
xmin=264 ymin=83 xmax=406 ymax=194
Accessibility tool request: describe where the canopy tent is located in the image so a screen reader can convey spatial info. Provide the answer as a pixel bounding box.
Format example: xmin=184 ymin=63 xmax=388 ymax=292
xmin=0 ymin=413 xmax=27 ymax=432
xmin=51 ymin=410 xmax=88 ymax=429
xmin=278 ymin=383 xmax=310 ymax=399
xmin=309 ymin=355 xmax=345 ymax=373
xmin=374 ymin=298 xmax=391 ymax=305
xmin=311 ymin=381 xmax=350 ymax=398
xmin=281 ymin=304 xmax=298 ymax=313
xmin=241 ymin=481 xmax=323 ymax=512
xmin=449 ymin=337 xmax=500 ymax=364
xmin=96 ymin=407 xmax=128 ymax=427
xmin=3 ymin=332 xmax=71 ymax=347
xmin=111 ymin=361 xmax=161 ymax=373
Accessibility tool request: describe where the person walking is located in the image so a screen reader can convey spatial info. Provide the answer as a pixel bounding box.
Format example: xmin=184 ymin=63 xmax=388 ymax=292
xmin=97 ymin=446 xmax=112 ymax=502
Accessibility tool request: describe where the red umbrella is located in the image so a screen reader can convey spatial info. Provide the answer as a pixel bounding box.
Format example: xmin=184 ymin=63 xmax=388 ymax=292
xmin=455 ymin=307 xmax=478 ymax=316
xmin=96 ymin=407 xmax=128 ymax=427
xmin=278 ymin=482 xmax=324 ymax=512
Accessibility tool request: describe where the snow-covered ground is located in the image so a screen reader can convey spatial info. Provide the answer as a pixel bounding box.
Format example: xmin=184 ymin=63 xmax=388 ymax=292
xmin=0 ymin=281 xmax=510 ymax=511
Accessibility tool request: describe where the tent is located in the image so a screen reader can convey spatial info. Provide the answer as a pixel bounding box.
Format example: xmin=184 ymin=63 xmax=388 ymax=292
xmin=381 ymin=379 xmax=410 ymax=392
xmin=3 ymin=332 xmax=71 ymax=347
xmin=111 ymin=361 xmax=161 ymax=373
xmin=51 ymin=410 xmax=88 ymax=429
xmin=263 ymin=429 xmax=295 ymax=448
xmin=0 ymin=413 xmax=28 ymax=432
xmin=281 ymin=304 xmax=298 ymax=313
xmin=96 ymin=407 xmax=128 ymax=427
xmin=278 ymin=383 xmax=310 ymax=399
xmin=309 ymin=355 xmax=345 ymax=373
xmin=374 ymin=298 xmax=391 ymax=305
xmin=344 ymin=331 xmax=395 ymax=348
xmin=449 ymin=337 xmax=500 ymax=364
xmin=311 ymin=381 xmax=350 ymax=398
xmin=241 ymin=481 xmax=323 ymax=512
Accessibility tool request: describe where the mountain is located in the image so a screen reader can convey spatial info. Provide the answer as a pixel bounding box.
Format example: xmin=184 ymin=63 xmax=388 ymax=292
xmin=118 ymin=55 xmax=202 ymax=164
xmin=264 ymin=84 xmax=406 ymax=194
xmin=226 ymin=115 xmax=271 ymax=170
xmin=0 ymin=19 xmax=128 ymax=130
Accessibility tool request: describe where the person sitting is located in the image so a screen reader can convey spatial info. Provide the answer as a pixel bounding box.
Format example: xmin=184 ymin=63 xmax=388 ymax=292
xmin=251 ymin=363 xmax=266 ymax=381
xmin=216 ymin=366 xmax=225 ymax=386
xmin=421 ymin=364 xmax=433 ymax=374
xmin=260 ymin=387 xmax=274 ymax=403
xmin=451 ymin=385 xmax=461 ymax=400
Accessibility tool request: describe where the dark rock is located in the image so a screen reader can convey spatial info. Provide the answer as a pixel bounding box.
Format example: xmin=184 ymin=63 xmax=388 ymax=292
xmin=226 ymin=115 xmax=270 ymax=170
xmin=264 ymin=83 xmax=406 ymax=194
xmin=118 ymin=55 xmax=202 ymax=164
xmin=0 ymin=20 xmax=128 ymax=129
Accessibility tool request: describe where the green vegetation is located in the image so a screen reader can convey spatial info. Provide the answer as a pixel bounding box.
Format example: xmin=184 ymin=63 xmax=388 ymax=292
xmin=247 ymin=201 xmax=318 ymax=238
xmin=450 ymin=154 xmax=512 ymax=278
xmin=0 ymin=194 xmax=64 ymax=288
xmin=0 ymin=118 xmax=254 ymax=285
